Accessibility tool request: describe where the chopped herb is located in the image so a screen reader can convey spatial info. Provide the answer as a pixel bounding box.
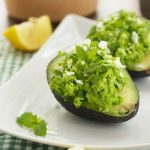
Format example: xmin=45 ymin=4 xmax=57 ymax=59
xmin=16 ymin=112 xmax=47 ymax=137
xmin=50 ymin=39 xmax=127 ymax=115
xmin=88 ymin=10 xmax=150 ymax=69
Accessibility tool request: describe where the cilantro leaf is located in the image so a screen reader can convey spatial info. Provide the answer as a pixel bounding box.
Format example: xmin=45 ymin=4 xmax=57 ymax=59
xmin=16 ymin=112 xmax=47 ymax=137
xmin=16 ymin=112 xmax=38 ymax=128
xmin=34 ymin=120 xmax=47 ymax=136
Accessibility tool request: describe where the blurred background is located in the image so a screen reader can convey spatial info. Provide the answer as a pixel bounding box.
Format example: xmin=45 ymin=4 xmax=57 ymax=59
xmin=0 ymin=0 xmax=148 ymax=34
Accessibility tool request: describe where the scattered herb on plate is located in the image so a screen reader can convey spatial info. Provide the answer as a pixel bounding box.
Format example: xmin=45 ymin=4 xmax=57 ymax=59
xmin=16 ymin=112 xmax=47 ymax=137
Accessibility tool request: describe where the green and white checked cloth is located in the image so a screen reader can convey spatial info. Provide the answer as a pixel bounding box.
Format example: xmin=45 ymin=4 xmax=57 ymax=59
xmin=0 ymin=38 xmax=66 ymax=150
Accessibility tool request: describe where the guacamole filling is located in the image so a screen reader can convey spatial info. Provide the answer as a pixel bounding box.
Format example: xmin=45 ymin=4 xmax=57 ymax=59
xmin=50 ymin=39 xmax=127 ymax=116
xmin=88 ymin=10 xmax=150 ymax=70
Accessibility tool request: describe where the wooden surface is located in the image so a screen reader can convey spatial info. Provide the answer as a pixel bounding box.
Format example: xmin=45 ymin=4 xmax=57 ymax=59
xmin=0 ymin=0 xmax=141 ymax=35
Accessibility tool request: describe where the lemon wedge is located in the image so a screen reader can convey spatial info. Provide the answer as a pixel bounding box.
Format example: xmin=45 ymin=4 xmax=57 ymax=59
xmin=3 ymin=15 xmax=52 ymax=51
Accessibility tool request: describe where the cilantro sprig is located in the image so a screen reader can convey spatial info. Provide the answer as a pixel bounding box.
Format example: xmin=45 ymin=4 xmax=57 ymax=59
xmin=16 ymin=112 xmax=47 ymax=137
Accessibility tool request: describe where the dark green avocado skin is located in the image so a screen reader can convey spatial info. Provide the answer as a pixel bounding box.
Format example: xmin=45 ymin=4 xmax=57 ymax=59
xmin=128 ymin=69 xmax=150 ymax=78
xmin=53 ymin=91 xmax=139 ymax=123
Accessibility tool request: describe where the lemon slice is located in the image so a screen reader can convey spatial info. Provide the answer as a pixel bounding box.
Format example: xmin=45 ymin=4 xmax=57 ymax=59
xmin=3 ymin=15 xmax=52 ymax=51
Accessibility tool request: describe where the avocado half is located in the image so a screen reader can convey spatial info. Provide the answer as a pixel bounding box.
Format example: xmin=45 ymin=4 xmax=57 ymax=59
xmin=87 ymin=11 xmax=150 ymax=78
xmin=47 ymin=55 xmax=139 ymax=123
xmin=127 ymin=51 xmax=150 ymax=77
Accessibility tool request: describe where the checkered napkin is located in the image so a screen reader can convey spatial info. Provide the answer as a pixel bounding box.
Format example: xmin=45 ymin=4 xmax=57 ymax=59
xmin=0 ymin=38 xmax=66 ymax=150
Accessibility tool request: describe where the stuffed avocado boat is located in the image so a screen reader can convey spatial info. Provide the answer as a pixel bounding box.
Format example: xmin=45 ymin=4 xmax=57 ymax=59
xmin=47 ymin=39 xmax=139 ymax=123
xmin=88 ymin=10 xmax=150 ymax=77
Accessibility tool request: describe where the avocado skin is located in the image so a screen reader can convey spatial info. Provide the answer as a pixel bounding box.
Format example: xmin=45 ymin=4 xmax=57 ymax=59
xmin=53 ymin=91 xmax=139 ymax=123
xmin=128 ymin=69 xmax=150 ymax=78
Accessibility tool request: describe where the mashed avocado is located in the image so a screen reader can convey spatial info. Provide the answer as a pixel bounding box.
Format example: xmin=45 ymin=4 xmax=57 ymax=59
xmin=50 ymin=39 xmax=127 ymax=115
xmin=88 ymin=10 xmax=150 ymax=69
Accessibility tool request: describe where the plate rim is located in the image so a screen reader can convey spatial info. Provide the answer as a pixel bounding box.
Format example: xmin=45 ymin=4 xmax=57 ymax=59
xmin=1 ymin=127 xmax=150 ymax=150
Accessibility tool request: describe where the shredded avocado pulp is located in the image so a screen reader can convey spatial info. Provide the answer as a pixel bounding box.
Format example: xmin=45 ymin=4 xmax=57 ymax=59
xmin=88 ymin=10 xmax=150 ymax=68
xmin=50 ymin=39 xmax=127 ymax=115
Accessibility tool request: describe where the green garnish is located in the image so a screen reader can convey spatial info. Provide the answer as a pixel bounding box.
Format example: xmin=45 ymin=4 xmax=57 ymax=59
xmin=16 ymin=112 xmax=47 ymax=137
xmin=50 ymin=39 xmax=127 ymax=116
xmin=88 ymin=10 xmax=150 ymax=69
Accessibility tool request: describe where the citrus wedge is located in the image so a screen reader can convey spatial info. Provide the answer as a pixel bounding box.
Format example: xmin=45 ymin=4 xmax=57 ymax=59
xmin=3 ymin=15 xmax=52 ymax=51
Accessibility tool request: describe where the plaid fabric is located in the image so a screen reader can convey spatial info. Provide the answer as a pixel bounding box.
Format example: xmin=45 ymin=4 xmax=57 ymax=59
xmin=0 ymin=38 xmax=66 ymax=150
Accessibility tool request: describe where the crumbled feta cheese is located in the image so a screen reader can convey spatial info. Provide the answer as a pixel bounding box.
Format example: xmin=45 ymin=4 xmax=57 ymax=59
xmin=65 ymin=71 xmax=75 ymax=76
xmin=83 ymin=39 xmax=91 ymax=46
xmin=67 ymin=59 xmax=73 ymax=69
xmin=68 ymin=146 xmax=85 ymax=150
xmin=75 ymin=79 xmax=83 ymax=85
xmin=96 ymin=22 xmax=103 ymax=28
xmin=114 ymin=58 xmax=126 ymax=68
xmin=98 ymin=41 xmax=108 ymax=49
xmin=78 ymin=39 xmax=91 ymax=47
xmin=132 ymin=31 xmax=139 ymax=44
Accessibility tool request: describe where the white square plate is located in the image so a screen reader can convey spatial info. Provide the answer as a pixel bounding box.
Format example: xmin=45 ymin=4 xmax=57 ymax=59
xmin=0 ymin=14 xmax=150 ymax=150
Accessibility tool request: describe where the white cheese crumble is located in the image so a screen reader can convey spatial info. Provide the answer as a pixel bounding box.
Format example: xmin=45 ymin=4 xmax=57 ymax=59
xmin=65 ymin=71 xmax=75 ymax=76
xmin=75 ymin=79 xmax=83 ymax=85
xmin=68 ymin=146 xmax=85 ymax=150
xmin=96 ymin=22 xmax=103 ymax=28
xmin=114 ymin=57 xmax=126 ymax=68
xmin=77 ymin=39 xmax=91 ymax=48
xmin=132 ymin=31 xmax=139 ymax=44
xmin=83 ymin=39 xmax=91 ymax=46
xmin=98 ymin=41 xmax=108 ymax=49
xmin=72 ymin=39 xmax=91 ymax=53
